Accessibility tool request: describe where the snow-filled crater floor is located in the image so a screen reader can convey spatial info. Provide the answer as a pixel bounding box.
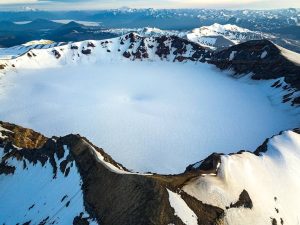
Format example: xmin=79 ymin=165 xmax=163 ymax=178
xmin=0 ymin=61 xmax=299 ymax=173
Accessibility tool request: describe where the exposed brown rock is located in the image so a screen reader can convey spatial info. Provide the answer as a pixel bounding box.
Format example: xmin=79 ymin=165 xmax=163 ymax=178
xmin=0 ymin=121 xmax=47 ymax=149
xmin=228 ymin=190 xmax=253 ymax=209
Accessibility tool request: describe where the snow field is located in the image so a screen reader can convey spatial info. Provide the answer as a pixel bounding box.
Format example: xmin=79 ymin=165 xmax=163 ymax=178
xmin=0 ymin=60 xmax=298 ymax=173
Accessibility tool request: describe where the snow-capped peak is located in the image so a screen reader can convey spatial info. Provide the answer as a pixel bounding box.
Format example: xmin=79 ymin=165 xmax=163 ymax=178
xmin=191 ymin=23 xmax=252 ymax=36
xmin=186 ymin=23 xmax=268 ymax=49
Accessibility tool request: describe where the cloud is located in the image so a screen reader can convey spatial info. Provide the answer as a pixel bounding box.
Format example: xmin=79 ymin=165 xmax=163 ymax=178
xmin=0 ymin=0 xmax=38 ymax=4
xmin=0 ymin=0 xmax=299 ymax=9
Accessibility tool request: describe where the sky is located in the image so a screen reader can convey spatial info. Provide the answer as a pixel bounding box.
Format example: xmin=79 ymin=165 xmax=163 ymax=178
xmin=0 ymin=0 xmax=299 ymax=10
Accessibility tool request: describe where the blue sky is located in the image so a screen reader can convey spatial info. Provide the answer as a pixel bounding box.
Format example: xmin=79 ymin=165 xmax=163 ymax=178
xmin=0 ymin=0 xmax=299 ymax=10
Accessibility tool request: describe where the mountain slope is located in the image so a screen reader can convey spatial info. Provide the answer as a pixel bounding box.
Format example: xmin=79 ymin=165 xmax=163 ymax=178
xmin=1 ymin=122 xmax=300 ymax=225
xmin=210 ymin=39 xmax=300 ymax=105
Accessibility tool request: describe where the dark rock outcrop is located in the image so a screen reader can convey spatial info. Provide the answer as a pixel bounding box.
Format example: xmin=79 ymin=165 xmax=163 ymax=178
xmin=227 ymin=190 xmax=253 ymax=209
xmin=185 ymin=153 xmax=222 ymax=174
xmin=0 ymin=122 xmax=224 ymax=225
xmin=52 ymin=49 xmax=61 ymax=59
xmin=81 ymin=49 xmax=92 ymax=55
xmin=71 ymin=45 xmax=79 ymax=50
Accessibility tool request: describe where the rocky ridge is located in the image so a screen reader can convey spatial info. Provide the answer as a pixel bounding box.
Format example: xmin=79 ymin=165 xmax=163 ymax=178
xmin=2 ymin=121 xmax=298 ymax=225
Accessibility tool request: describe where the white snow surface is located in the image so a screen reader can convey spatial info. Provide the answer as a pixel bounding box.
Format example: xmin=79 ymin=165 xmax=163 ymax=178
xmin=183 ymin=130 xmax=300 ymax=225
xmin=167 ymin=189 xmax=198 ymax=225
xmin=0 ymin=58 xmax=298 ymax=173
xmin=0 ymin=146 xmax=98 ymax=225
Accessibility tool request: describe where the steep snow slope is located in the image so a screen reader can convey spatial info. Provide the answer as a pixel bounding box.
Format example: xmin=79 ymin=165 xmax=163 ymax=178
xmin=0 ymin=35 xmax=299 ymax=173
xmin=183 ymin=130 xmax=300 ymax=225
xmin=0 ymin=138 xmax=97 ymax=225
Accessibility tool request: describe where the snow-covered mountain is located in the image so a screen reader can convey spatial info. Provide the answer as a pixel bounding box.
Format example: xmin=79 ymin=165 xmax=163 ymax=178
xmin=186 ymin=23 xmax=269 ymax=49
xmin=0 ymin=33 xmax=300 ymax=224
xmin=106 ymin=24 xmax=267 ymax=49
xmin=107 ymin=24 xmax=299 ymax=52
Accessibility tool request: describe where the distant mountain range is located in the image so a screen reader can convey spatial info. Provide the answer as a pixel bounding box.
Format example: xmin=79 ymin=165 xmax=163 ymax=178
xmin=0 ymin=8 xmax=299 ymax=31
xmin=0 ymin=19 xmax=117 ymax=48
xmin=0 ymin=8 xmax=299 ymax=51
xmin=0 ymin=18 xmax=299 ymax=54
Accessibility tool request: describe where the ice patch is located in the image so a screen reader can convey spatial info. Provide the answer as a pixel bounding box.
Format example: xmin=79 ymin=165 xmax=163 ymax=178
xmin=229 ymin=51 xmax=237 ymax=60
xmin=261 ymin=50 xmax=268 ymax=59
